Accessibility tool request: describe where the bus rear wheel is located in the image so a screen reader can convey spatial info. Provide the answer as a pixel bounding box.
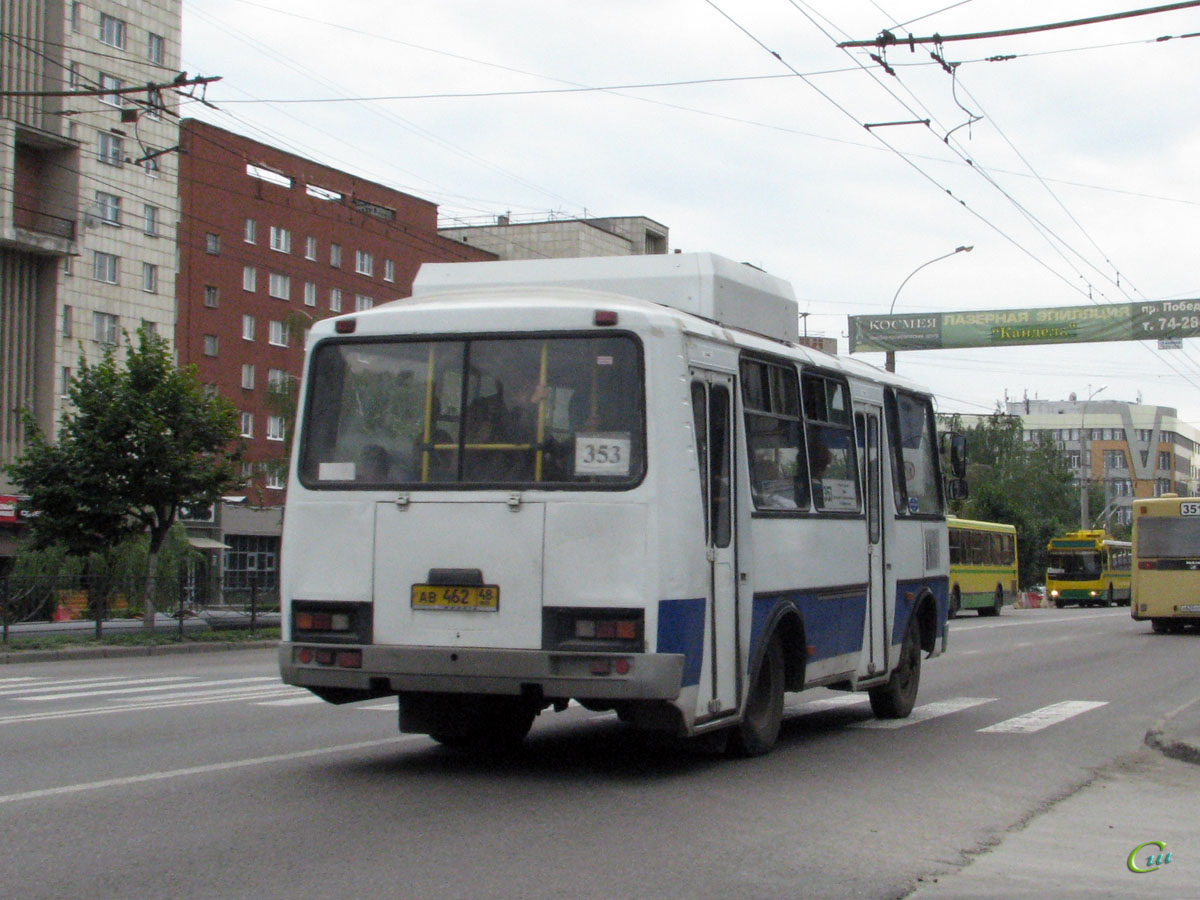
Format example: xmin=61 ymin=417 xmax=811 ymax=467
xmin=728 ymin=634 xmax=784 ymax=757
xmin=978 ymin=586 xmax=1002 ymax=617
xmin=949 ymin=587 xmax=961 ymax=619
xmin=869 ymin=618 xmax=921 ymax=718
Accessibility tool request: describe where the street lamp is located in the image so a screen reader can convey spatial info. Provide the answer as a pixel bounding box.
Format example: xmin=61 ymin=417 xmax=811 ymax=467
xmin=1080 ymin=384 xmax=1106 ymax=529
xmin=885 ymin=245 xmax=973 ymax=373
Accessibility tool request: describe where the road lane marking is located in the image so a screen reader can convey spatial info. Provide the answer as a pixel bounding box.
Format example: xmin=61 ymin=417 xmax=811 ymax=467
xmin=106 ymin=683 xmax=301 ymax=705
xmin=0 ymin=737 xmax=425 ymax=805
xmin=785 ymin=695 xmax=869 ymax=715
xmin=852 ymin=697 xmax=995 ymax=729
xmin=0 ymin=689 xmax=313 ymax=725
xmin=978 ymin=700 xmax=1108 ymax=733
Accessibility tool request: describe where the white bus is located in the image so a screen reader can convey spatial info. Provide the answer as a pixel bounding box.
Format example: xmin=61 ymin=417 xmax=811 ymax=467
xmin=280 ymin=253 xmax=963 ymax=756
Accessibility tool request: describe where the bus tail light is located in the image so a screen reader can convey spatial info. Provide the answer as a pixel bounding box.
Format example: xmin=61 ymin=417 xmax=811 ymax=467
xmin=543 ymin=608 xmax=643 ymax=652
xmin=294 ymin=647 xmax=363 ymax=669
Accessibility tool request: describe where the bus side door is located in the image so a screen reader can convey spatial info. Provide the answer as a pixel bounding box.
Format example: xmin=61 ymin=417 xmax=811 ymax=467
xmin=689 ymin=368 xmax=741 ymax=719
xmin=855 ymin=406 xmax=889 ymax=679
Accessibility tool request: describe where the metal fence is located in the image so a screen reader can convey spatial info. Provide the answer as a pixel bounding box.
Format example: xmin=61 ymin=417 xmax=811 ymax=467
xmin=0 ymin=573 xmax=280 ymax=635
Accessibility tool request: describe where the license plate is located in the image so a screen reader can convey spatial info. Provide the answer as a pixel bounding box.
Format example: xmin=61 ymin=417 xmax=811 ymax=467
xmin=411 ymin=584 xmax=499 ymax=611
xmin=1181 ymin=605 xmax=1200 ymax=613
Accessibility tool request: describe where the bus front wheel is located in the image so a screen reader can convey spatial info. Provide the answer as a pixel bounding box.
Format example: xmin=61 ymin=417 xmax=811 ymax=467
xmin=869 ymin=618 xmax=921 ymax=718
xmin=729 ymin=634 xmax=784 ymax=757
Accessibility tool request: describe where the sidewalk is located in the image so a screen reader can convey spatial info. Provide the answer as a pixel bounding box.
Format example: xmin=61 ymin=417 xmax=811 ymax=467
xmin=906 ymin=696 xmax=1200 ymax=899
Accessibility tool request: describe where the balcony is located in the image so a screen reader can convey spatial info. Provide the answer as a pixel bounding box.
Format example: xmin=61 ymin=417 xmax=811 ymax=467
xmin=0 ymin=122 xmax=79 ymax=256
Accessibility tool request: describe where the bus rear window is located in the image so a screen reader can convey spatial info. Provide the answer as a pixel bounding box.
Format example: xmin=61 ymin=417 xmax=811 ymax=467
xmin=298 ymin=334 xmax=644 ymax=489
xmin=1137 ymin=517 xmax=1200 ymax=558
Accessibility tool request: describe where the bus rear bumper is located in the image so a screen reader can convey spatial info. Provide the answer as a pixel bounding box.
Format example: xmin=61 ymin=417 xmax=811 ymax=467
xmin=279 ymin=643 xmax=685 ymax=702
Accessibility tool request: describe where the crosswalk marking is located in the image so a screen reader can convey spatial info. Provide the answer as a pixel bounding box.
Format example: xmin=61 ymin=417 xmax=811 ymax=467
xmin=978 ymin=700 xmax=1108 ymax=734
xmin=19 ymin=676 xmax=277 ymax=702
xmin=0 ymin=676 xmax=195 ymax=697
xmin=0 ymin=675 xmax=1113 ymax=738
xmin=852 ymin=696 xmax=995 ymax=729
xmin=255 ymin=695 xmax=327 ymax=707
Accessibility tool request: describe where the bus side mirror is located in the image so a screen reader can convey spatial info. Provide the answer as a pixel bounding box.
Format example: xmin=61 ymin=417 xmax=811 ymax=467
xmin=942 ymin=433 xmax=968 ymax=479
xmin=947 ymin=478 xmax=969 ymax=501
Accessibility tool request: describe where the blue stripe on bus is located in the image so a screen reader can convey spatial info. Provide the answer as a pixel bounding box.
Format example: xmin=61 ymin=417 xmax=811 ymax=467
xmin=891 ymin=576 xmax=949 ymax=644
xmin=750 ymin=591 xmax=868 ymax=670
xmin=656 ymin=597 xmax=706 ymax=688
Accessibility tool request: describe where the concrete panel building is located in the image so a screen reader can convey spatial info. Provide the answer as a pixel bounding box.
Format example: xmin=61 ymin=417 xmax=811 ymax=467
xmin=439 ymin=213 xmax=669 ymax=260
xmin=1009 ymin=397 xmax=1200 ymax=527
xmin=2 ymin=0 xmax=182 ymax=561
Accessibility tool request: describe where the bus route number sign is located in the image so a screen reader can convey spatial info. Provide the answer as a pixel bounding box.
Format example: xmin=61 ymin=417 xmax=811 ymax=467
xmin=575 ymin=433 xmax=631 ymax=476
xmin=1180 ymin=502 xmax=1200 ymax=516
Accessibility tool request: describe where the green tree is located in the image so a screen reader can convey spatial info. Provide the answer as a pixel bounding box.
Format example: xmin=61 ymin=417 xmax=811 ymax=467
xmin=947 ymin=412 xmax=1079 ymax=588
xmin=5 ymin=326 xmax=242 ymax=626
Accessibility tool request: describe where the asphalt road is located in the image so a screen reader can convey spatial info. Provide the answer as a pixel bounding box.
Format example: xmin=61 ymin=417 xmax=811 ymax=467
xmin=1 ymin=606 xmax=1195 ymax=900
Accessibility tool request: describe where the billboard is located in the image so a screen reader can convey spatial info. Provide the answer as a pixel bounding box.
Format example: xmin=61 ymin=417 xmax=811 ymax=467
xmin=849 ymin=299 xmax=1200 ymax=354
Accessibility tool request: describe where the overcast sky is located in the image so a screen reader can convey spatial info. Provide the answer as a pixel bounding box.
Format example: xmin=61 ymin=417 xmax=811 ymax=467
xmin=181 ymin=1 xmax=1200 ymax=423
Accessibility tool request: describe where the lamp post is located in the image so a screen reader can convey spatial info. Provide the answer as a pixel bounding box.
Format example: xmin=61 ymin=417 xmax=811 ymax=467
xmin=885 ymin=245 xmax=973 ymax=373
xmin=1080 ymin=384 xmax=1106 ymax=528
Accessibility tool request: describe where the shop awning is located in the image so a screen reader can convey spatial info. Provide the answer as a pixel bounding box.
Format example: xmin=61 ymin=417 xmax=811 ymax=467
xmin=188 ymin=537 xmax=230 ymax=551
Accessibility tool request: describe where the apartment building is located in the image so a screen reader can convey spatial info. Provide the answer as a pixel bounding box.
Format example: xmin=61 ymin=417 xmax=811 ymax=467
xmin=2 ymin=0 xmax=182 ymax=560
xmin=439 ymin=212 xmax=669 ymax=260
xmin=1010 ymin=397 xmax=1200 ymax=527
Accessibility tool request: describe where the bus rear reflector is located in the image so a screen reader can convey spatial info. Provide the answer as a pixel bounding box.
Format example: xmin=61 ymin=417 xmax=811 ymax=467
xmin=593 ymin=310 xmax=618 ymax=326
xmin=1139 ymin=561 xmax=1157 ymax=569
xmin=335 ymin=318 xmax=357 ymax=333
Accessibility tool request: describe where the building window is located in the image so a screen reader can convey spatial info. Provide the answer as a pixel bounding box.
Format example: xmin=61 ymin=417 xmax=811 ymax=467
xmin=71 ymin=2 xmax=82 ymax=32
xmin=97 ymin=132 xmax=123 ymax=166
xmin=98 ymin=72 xmax=124 ymax=107
xmin=94 ymin=312 xmax=119 ymax=345
xmin=1155 ymin=478 xmax=1172 ymax=497
xmin=62 ymin=366 xmax=73 ymax=396
xmin=269 ymin=226 xmax=291 ymax=253
xmin=96 ymin=191 xmax=121 ymax=225
xmin=1159 ymin=450 xmax=1172 ymax=471
xmin=268 ymin=320 xmax=289 ymax=347
xmin=354 ymin=294 xmax=374 ymax=311
xmin=99 ymin=13 xmax=126 ymax=49
xmin=142 ymin=262 xmax=157 ymax=293
xmin=93 ymin=251 xmax=118 ymax=284
xmin=241 ymin=412 xmax=254 ymax=438
xmin=330 ymin=288 xmax=342 ymax=312
xmin=268 ymin=272 xmax=291 ymax=300
xmin=203 ymin=335 xmax=219 ymax=357
xmin=244 ymin=218 xmax=257 ymax=243
xmin=265 ymin=469 xmax=286 ymax=490
xmin=242 ymin=315 xmax=255 ymax=341
xmin=205 ymin=232 xmax=220 ymax=254
xmin=1103 ymin=450 xmax=1127 ymax=469
xmin=268 ymin=368 xmax=288 ymax=391
xmin=330 ymin=243 xmax=341 ymax=267
xmin=241 ymin=364 xmax=255 ymax=390
xmin=355 ymin=250 xmax=373 ymax=276
xmin=384 ymin=259 xmax=395 ymax=283
xmin=143 ymin=204 xmax=159 ymax=236
xmin=62 ymin=305 xmax=73 ymax=337
xmin=243 ymin=266 xmax=257 ymax=292
xmin=305 ymin=236 xmax=317 ymax=260
xmin=267 ymin=415 xmax=286 ymax=441
xmin=224 ymin=535 xmax=279 ymax=589
xmin=1067 ymin=451 xmax=1081 ymax=469
xmin=304 ymin=281 xmax=317 ymax=306
xmin=204 ymin=286 xmax=219 ymax=308
xmin=148 ymin=32 xmax=164 ymax=64
xmin=140 ymin=150 xmax=160 ymax=177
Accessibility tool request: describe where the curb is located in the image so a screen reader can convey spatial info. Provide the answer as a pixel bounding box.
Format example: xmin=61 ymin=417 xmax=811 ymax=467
xmin=1143 ymin=695 xmax=1200 ymax=766
xmin=0 ymin=640 xmax=279 ymax=665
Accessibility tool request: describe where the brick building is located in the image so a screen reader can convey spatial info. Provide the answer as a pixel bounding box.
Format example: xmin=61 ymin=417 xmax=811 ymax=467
xmin=175 ymin=119 xmax=496 ymax=505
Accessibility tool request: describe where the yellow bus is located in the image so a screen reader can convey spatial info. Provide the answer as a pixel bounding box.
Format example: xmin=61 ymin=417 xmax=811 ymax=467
xmin=1046 ymin=530 xmax=1131 ymax=608
xmin=947 ymin=517 xmax=1019 ymax=617
xmin=1131 ymin=495 xmax=1200 ymax=633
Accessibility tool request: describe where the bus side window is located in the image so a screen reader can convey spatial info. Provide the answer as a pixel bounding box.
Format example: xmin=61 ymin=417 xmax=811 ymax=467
xmin=740 ymin=357 xmax=808 ymax=510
